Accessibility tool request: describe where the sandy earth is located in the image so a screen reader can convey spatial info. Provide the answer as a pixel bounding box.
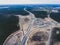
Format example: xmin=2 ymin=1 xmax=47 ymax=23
xmin=3 ymin=15 xmax=60 ymax=45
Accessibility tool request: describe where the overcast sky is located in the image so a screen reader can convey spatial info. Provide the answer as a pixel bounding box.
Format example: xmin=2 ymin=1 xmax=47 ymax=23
xmin=0 ymin=0 xmax=60 ymax=5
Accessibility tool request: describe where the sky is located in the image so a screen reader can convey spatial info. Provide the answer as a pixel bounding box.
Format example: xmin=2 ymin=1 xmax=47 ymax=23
xmin=0 ymin=0 xmax=60 ymax=5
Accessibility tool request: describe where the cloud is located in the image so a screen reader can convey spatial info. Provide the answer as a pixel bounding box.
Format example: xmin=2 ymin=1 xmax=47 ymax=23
xmin=0 ymin=0 xmax=60 ymax=4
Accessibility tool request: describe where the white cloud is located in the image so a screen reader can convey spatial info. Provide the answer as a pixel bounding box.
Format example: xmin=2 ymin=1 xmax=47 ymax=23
xmin=0 ymin=0 xmax=60 ymax=5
